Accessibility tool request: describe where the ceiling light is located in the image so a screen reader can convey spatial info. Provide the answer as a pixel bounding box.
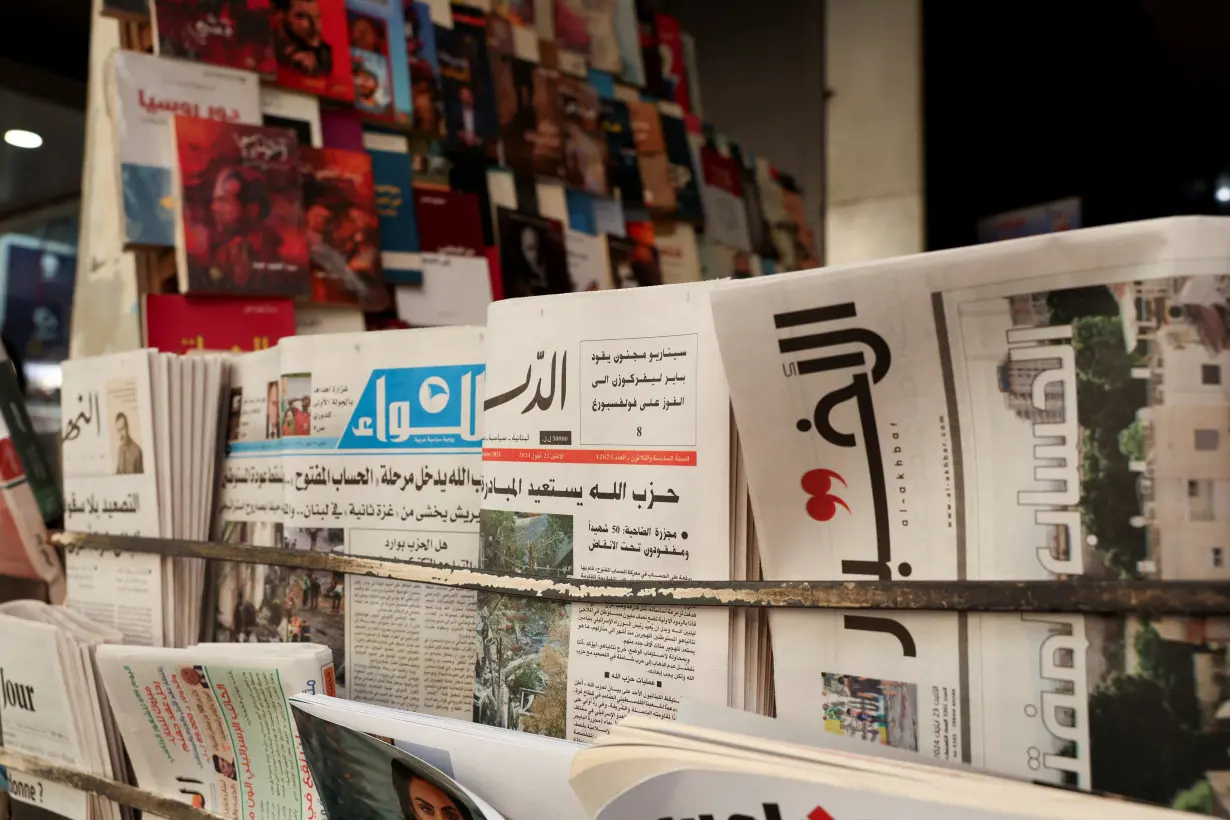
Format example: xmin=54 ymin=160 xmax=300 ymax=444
xmin=3 ymin=129 xmax=42 ymax=149
xmin=1217 ymin=185 xmax=1230 ymax=204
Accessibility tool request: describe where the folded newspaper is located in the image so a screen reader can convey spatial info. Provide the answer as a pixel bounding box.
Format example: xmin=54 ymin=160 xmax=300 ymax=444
xmin=710 ymin=216 xmax=1230 ymax=809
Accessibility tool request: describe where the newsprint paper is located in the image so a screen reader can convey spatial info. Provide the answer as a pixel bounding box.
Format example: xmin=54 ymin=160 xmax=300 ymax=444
xmin=712 ymin=217 xmax=1230 ymax=809
xmin=479 ymin=283 xmax=731 ymax=742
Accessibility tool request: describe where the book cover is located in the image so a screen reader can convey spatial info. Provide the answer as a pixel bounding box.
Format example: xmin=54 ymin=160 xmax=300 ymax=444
xmin=626 ymin=98 xmax=674 ymax=212
xmin=0 ymin=236 xmax=75 ymax=365
xmin=652 ymin=218 xmax=700 ymax=284
xmin=559 ymin=74 xmax=609 ymax=195
xmin=406 ymin=0 xmax=446 ymax=137
xmin=565 ymin=228 xmax=611 ymax=291
xmin=635 ymin=0 xmax=662 ymax=95
xmin=171 ymin=117 xmax=311 ymax=295
xmin=496 ymin=207 xmax=571 ymax=297
xmin=554 ymin=0 xmax=590 ymax=76
xmin=587 ymin=0 xmax=621 ymax=73
xmin=111 ymin=51 xmax=263 ymax=247
xmin=661 ymin=112 xmax=702 ymax=222
xmin=261 ymin=85 xmax=324 ymax=146
xmin=145 ymin=294 xmax=295 ymax=353
xmin=654 ymin=12 xmax=689 ymax=111
xmin=320 ymin=106 xmax=366 ymax=149
xmin=414 ymin=188 xmax=486 ymax=256
xmin=437 ymin=5 xmax=500 ymax=149
xmin=363 ymin=131 xmax=423 ymax=285
xmin=152 ymin=0 xmax=276 ymax=76
xmin=300 ymin=146 xmax=390 ymax=311
xmin=681 ymin=30 xmax=702 ymax=117
xmin=599 ymin=97 xmax=643 ymax=209
xmin=781 ymin=185 xmax=819 ymax=269
xmin=348 ymin=0 xmax=412 ymax=124
xmin=611 ymin=0 xmax=644 ymax=86
xmin=494 ymin=55 xmax=566 ymax=179
xmin=273 ymin=0 xmax=355 ymax=102
xmin=606 ymin=232 xmax=659 ymax=288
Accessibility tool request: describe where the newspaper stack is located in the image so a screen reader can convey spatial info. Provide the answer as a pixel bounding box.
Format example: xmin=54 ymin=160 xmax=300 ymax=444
xmin=94 ymin=642 xmax=334 ymax=819
xmin=290 ymin=692 xmax=585 ymax=820
xmin=711 ymin=216 xmax=1230 ymax=809
xmin=570 ymin=716 xmax=1186 ymax=820
xmin=478 ymin=281 xmax=769 ymax=742
xmin=61 ymin=349 xmax=230 ymax=647
xmin=0 ymin=601 xmax=127 ymax=820
xmin=210 ymin=326 xmax=486 ymax=707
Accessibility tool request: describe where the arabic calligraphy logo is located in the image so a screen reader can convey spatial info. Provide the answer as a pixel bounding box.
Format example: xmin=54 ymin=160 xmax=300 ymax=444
xmin=801 ymin=469 xmax=849 ymax=521
xmin=419 ymin=376 xmax=450 ymax=414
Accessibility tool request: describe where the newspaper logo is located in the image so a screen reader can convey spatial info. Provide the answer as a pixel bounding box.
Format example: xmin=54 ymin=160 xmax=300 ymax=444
xmin=774 ymin=302 xmax=906 ymax=580
xmin=340 ymin=364 xmax=484 ymax=449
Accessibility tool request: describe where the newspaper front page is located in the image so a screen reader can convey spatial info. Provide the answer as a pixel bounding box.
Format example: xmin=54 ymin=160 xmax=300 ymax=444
xmin=278 ymin=328 xmax=485 ymax=713
xmin=712 ymin=217 xmax=1230 ymax=807
xmin=480 ymin=283 xmax=732 ymax=742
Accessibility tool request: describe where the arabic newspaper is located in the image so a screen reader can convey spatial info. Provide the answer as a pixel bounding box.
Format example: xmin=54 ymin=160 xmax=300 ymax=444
xmin=479 ymin=282 xmax=732 ymax=741
xmin=711 ymin=217 xmax=1230 ymax=807
xmin=61 ymin=350 xmax=165 ymax=647
xmin=278 ymin=327 xmax=485 ymax=712
xmin=95 ymin=643 xmax=332 ymax=820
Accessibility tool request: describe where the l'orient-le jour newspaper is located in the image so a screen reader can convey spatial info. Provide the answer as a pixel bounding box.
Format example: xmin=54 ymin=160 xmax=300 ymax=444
xmin=478 ymin=282 xmax=731 ymax=742
xmin=712 ymin=216 xmax=1230 ymax=808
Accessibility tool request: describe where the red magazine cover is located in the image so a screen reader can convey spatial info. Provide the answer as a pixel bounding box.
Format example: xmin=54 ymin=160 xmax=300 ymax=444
xmin=272 ymin=0 xmax=355 ymax=102
xmin=654 ymin=13 xmax=689 ymax=111
xmin=145 ymin=294 xmax=296 ymax=353
xmin=413 ymin=188 xmax=486 ymax=256
xmin=153 ymin=0 xmax=276 ymax=76
xmin=300 ymin=146 xmax=390 ymax=311
xmin=172 ymin=116 xmax=311 ymax=296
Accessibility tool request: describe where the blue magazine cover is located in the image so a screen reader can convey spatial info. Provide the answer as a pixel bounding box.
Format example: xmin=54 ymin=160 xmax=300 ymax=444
xmin=347 ymin=0 xmax=412 ymax=125
xmin=363 ymin=131 xmax=423 ymax=285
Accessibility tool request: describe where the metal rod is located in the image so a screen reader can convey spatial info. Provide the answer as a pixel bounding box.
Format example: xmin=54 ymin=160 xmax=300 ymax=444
xmin=51 ymin=532 xmax=1230 ymax=614
xmin=0 ymin=748 xmax=224 ymax=820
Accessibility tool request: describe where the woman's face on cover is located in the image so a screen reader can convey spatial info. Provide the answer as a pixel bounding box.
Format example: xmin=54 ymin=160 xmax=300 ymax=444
xmin=407 ymin=777 xmax=462 ymax=820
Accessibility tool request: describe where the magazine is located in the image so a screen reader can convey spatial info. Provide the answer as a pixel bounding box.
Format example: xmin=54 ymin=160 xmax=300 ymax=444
xmin=478 ymin=283 xmax=733 ymax=742
xmin=95 ymin=643 xmax=333 ymax=820
xmin=710 ymin=216 xmax=1230 ymax=807
xmin=277 ymin=327 xmax=486 ymax=711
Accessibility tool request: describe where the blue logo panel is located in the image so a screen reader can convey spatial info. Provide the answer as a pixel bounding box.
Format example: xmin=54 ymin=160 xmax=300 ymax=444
xmin=338 ymin=364 xmax=485 ymax=451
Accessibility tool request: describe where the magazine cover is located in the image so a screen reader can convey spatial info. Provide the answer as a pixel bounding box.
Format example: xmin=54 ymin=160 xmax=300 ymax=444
xmin=348 ymin=15 xmax=394 ymax=118
xmin=496 ymin=208 xmax=571 ymax=298
xmin=607 ymin=233 xmax=660 ymax=288
xmin=626 ymin=99 xmax=674 ymax=212
xmin=111 ymin=51 xmax=262 ymax=247
xmin=586 ymin=0 xmax=620 ymax=73
xmin=699 ymin=146 xmax=750 ymax=250
xmin=153 ymin=0 xmax=276 ymax=76
xmin=279 ymin=328 xmax=486 ymax=709
xmin=611 ymin=0 xmax=644 ymax=86
xmin=348 ymin=0 xmax=412 ymax=123
xmin=171 ymin=118 xmax=311 ymax=296
xmin=554 ymin=0 xmax=590 ymax=76
xmin=406 ymin=0 xmax=446 ymax=137
xmin=364 ymin=131 xmax=423 ymax=285
xmin=414 ymin=188 xmax=486 ymax=257
xmin=654 ymin=13 xmax=689 ymax=111
xmin=635 ymin=0 xmax=662 ymax=96
xmin=437 ymin=5 xmax=499 ymax=150
xmin=781 ymin=184 xmax=820 ymax=269
xmin=293 ymin=706 xmax=501 ymax=820
xmin=273 ymin=0 xmax=355 ymax=102
xmin=145 ymin=295 xmax=295 ymax=354
xmin=661 ymin=114 xmax=702 ymax=223
xmin=710 ymin=218 xmax=1230 ymax=808
xmin=559 ymin=75 xmax=608 ymax=195
xmin=300 ymin=145 xmax=390 ymax=311
xmin=599 ymin=98 xmax=644 ymax=209
xmin=261 ymin=85 xmax=324 ymax=147
xmin=493 ymin=55 xmax=566 ymax=179
xmin=566 ymin=228 xmax=612 ymax=291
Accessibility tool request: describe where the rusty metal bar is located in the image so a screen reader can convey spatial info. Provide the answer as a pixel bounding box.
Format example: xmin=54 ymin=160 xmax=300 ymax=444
xmin=50 ymin=531 xmax=1230 ymax=614
xmin=0 ymin=748 xmax=224 ymax=820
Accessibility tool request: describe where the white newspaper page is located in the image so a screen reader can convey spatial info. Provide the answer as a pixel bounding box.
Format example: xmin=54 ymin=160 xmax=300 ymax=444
xmin=480 ymin=283 xmax=732 ymax=742
xmin=279 ymin=328 xmax=485 ymax=715
xmin=61 ymin=351 xmax=164 ymax=647
xmin=211 ymin=348 xmax=286 ymax=643
xmin=0 ymin=616 xmax=91 ymax=820
xmin=711 ymin=217 xmax=1230 ymax=807
xmin=95 ymin=645 xmax=328 ymax=820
